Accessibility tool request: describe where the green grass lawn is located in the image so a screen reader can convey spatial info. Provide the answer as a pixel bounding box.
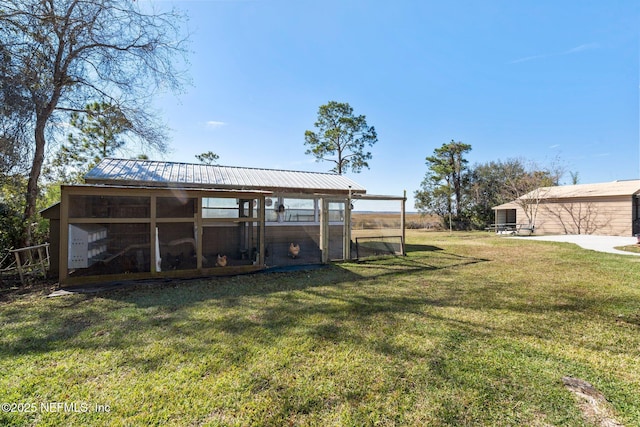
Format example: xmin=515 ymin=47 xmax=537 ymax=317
xmin=1 ymin=231 xmax=639 ymax=426
xmin=615 ymin=244 xmax=640 ymax=254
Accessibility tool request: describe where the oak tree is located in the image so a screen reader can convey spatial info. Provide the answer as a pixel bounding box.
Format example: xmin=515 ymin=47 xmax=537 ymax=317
xmin=0 ymin=0 xmax=189 ymax=243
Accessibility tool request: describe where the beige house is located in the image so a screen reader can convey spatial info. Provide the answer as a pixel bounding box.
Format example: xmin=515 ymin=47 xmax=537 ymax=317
xmin=492 ymin=180 xmax=640 ymax=236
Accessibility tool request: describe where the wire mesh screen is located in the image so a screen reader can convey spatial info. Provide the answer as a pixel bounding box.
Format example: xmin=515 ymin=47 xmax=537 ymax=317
xmin=355 ymin=235 xmax=404 ymax=259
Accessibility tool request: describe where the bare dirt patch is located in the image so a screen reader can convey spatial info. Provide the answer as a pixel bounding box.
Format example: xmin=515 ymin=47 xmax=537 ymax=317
xmin=562 ymin=377 xmax=624 ymax=427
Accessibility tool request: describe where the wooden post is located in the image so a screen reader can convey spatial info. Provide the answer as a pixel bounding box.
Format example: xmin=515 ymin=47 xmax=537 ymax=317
xmin=150 ymin=195 xmax=158 ymax=273
xmin=342 ymin=200 xmax=348 ymax=260
xmin=320 ymin=198 xmax=329 ymax=263
xmin=196 ymin=196 xmax=203 ymax=270
xmin=37 ymin=245 xmax=47 ymax=278
xmin=44 ymin=243 xmax=50 ymax=270
xmin=259 ymin=195 xmax=265 ymax=266
xmin=59 ymin=187 xmax=70 ymax=283
xmin=344 ymin=190 xmax=352 ymax=260
xmin=401 ymin=190 xmax=407 ymax=256
xmin=13 ymin=250 xmax=24 ymax=284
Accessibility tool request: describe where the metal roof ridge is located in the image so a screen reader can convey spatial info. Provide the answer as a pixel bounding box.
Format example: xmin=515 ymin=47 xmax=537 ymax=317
xmin=99 ymin=157 xmax=351 ymax=177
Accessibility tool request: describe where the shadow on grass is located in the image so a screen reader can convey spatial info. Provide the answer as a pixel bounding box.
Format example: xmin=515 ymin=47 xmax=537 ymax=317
xmin=3 ymin=234 xmax=640 ymax=426
xmin=2 ymin=240 xmax=637 ymax=365
xmin=0 ymin=246 xmax=488 ymax=358
xmin=404 ymin=243 xmax=445 ymax=253
xmin=3 ymin=243 xmax=640 ymax=426
xmin=349 ymin=245 xmax=489 ymax=280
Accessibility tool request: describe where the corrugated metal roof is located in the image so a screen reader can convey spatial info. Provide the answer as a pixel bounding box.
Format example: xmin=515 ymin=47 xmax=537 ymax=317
xmin=85 ymin=158 xmax=367 ymax=194
xmin=525 ymin=180 xmax=640 ymax=199
xmin=493 ymin=180 xmax=640 ymax=209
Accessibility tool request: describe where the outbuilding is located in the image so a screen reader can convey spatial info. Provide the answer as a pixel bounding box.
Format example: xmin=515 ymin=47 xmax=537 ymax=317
xmin=45 ymin=158 xmax=405 ymax=286
xmin=492 ymin=180 xmax=640 ymax=236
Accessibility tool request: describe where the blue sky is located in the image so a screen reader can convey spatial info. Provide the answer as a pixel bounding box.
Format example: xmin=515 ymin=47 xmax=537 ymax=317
xmin=148 ymin=0 xmax=639 ymax=210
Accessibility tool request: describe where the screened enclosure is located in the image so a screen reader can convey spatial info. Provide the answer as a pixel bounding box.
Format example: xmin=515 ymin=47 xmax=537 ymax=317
xmin=50 ymin=159 xmax=406 ymax=285
xmin=59 ymin=186 xmax=267 ymax=284
xmin=263 ymin=196 xmax=349 ymax=266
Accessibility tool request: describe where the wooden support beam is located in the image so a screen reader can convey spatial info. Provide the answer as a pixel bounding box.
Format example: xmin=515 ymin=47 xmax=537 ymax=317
xmin=401 ymin=190 xmax=407 ymax=256
xmin=320 ymin=198 xmax=329 ymax=263
xmin=344 ymin=197 xmax=352 ymax=261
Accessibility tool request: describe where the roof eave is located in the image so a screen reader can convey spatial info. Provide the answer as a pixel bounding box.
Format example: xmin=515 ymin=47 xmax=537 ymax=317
xmin=84 ymin=178 xmax=365 ymax=196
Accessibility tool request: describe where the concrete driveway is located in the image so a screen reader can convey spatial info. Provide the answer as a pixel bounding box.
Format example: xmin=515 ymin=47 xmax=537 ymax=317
xmin=512 ymin=234 xmax=640 ymax=256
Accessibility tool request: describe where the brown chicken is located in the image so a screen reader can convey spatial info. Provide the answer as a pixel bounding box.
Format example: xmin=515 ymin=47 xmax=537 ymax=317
xmin=288 ymin=243 xmax=300 ymax=259
xmin=216 ymin=254 xmax=227 ymax=267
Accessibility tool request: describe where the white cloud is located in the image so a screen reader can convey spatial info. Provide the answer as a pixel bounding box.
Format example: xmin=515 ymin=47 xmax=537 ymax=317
xmin=510 ymin=54 xmax=547 ymax=64
xmin=563 ymin=43 xmax=600 ymax=54
xmin=510 ymin=42 xmax=599 ymax=64
xmin=206 ymin=120 xmax=226 ymax=129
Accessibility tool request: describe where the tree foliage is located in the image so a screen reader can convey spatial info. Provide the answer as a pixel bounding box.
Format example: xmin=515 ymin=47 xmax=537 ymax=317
xmin=0 ymin=42 xmax=31 ymax=177
xmin=416 ymin=146 xmax=565 ymax=229
xmin=465 ymin=160 xmax=519 ymax=228
xmin=415 ymin=140 xmax=472 ymax=226
xmin=0 ymin=176 xmax=27 ymax=264
xmin=0 ymin=176 xmax=49 ymax=267
xmin=0 ymin=0 xmax=189 ymax=243
xmin=195 ymin=151 xmax=220 ymax=165
xmin=304 ymin=101 xmax=377 ymax=175
xmin=48 ymin=102 xmax=133 ymax=183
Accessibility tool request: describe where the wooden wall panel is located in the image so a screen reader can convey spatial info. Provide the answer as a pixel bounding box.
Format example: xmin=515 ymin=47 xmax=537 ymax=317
xmin=518 ymin=196 xmax=633 ymax=236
